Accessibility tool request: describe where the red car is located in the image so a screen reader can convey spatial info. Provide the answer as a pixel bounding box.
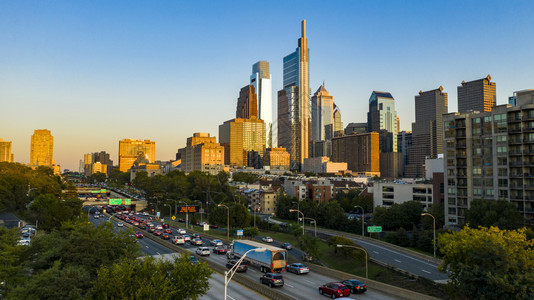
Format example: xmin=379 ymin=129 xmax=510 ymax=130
xmin=164 ymin=228 xmax=173 ymax=234
xmin=318 ymin=282 xmax=351 ymax=298
xmin=135 ymin=232 xmax=144 ymax=239
xmin=154 ymin=230 xmax=163 ymax=236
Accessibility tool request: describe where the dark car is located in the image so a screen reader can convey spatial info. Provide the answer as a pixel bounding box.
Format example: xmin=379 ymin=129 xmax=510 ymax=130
xmin=138 ymin=223 xmax=146 ymax=230
xmin=226 ymin=260 xmax=247 ymax=272
xmin=341 ymin=279 xmax=367 ymax=294
xmin=164 ymin=228 xmax=173 ymax=234
xmin=282 ymin=243 xmax=293 ymax=250
xmin=260 ymin=273 xmax=284 ymax=288
xmin=318 ymin=282 xmax=351 ymax=298
xmin=154 ymin=230 xmax=163 ymax=236
xmin=209 ymin=224 xmax=219 ymax=229
xmin=162 ymin=233 xmax=171 ymax=240
xmin=192 ymin=233 xmax=201 ymax=239
xmin=178 ymin=218 xmax=185 ymax=223
xmin=213 ymin=246 xmax=228 ymax=255
xmin=162 ymin=223 xmax=170 ymax=229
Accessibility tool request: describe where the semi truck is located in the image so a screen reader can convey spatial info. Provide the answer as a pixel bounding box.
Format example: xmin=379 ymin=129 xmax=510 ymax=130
xmin=227 ymin=239 xmax=288 ymax=272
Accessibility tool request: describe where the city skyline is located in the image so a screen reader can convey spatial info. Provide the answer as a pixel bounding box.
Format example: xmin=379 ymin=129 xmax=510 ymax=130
xmin=2 ymin=1 xmax=534 ymax=170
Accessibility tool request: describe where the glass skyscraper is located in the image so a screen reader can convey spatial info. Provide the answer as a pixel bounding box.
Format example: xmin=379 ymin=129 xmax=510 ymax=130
xmin=250 ymin=61 xmax=272 ymax=148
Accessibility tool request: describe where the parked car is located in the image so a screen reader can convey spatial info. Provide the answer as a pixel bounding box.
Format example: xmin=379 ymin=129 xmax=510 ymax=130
xmin=213 ymin=246 xmax=228 ymax=255
xmin=210 ymin=224 xmax=219 ymax=229
xmin=135 ymin=232 xmax=144 ymax=238
xmin=262 ymin=236 xmax=273 ymax=243
xmin=172 ymin=235 xmax=185 ymax=245
xmin=226 ymin=260 xmax=247 ymax=272
xmin=341 ymin=279 xmax=367 ymax=294
xmin=211 ymin=239 xmax=223 ymax=247
xmin=17 ymin=239 xmax=30 ymax=246
xmin=282 ymin=243 xmax=293 ymax=250
xmin=318 ymin=282 xmax=351 ymax=298
xmin=196 ymin=247 xmax=210 ymax=256
xmin=260 ymin=273 xmax=284 ymax=288
xmin=178 ymin=228 xmax=186 ymax=235
xmin=93 ymin=215 xmax=100 ymax=219
xmin=287 ymin=263 xmax=310 ymax=274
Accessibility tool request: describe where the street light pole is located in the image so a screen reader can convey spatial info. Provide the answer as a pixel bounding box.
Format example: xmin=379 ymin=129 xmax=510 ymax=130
xmin=421 ymin=212 xmax=436 ymax=258
xmin=178 ymin=200 xmax=189 ymax=229
xmin=354 ymin=205 xmax=365 ymax=237
xmin=289 ymin=209 xmax=305 ymax=235
xmin=164 ymin=204 xmax=171 ymax=218
xmin=219 ymin=204 xmax=230 ymax=242
xmin=195 ymin=200 xmax=203 ymax=223
xmin=304 ymin=217 xmax=317 ymax=237
xmin=291 ymin=201 xmax=300 ymax=225
xmin=223 ymin=247 xmax=266 ymax=299
xmin=337 ymin=244 xmax=368 ymax=278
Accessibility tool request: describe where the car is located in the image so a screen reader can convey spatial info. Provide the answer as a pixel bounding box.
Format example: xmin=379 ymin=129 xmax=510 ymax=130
xmin=143 ymin=212 xmax=149 ymax=216
xmin=138 ymin=223 xmax=146 ymax=230
xmin=172 ymin=235 xmax=185 ymax=245
xmin=182 ymin=235 xmax=191 ymax=242
xmin=209 ymin=224 xmax=219 ymax=229
xmin=287 ymin=263 xmax=310 ymax=274
xmin=94 ymin=215 xmax=100 ymax=219
xmin=156 ymin=225 xmax=163 ymax=230
xmin=162 ymin=223 xmax=170 ymax=229
xmin=213 ymin=246 xmax=228 ymax=255
xmin=191 ymin=238 xmax=203 ymax=246
xmin=133 ymin=222 xmax=139 ymax=226
xmin=211 ymin=239 xmax=223 ymax=247
xmin=282 ymin=243 xmax=293 ymax=250
xmin=260 ymin=273 xmax=284 ymax=288
xmin=135 ymin=232 xmax=144 ymax=238
xmin=341 ymin=279 xmax=367 ymax=294
xmin=318 ymin=282 xmax=351 ymax=298
xmin=262 ymin=236 xmax=273 ymax=243
xmin=196 ymin=247 xmax=210 ymax=256
xmin=178 ymin=218 xmax=185 ymax=223
xmin=154 ymin=230 xmax=163 ymax=236
xmin=164 ymin=228 xmax=173 ymax=234
xmin=226 ymin=260 xmax=247 ymax=272
xmin=192 ymin=233 xmax=201 ymax=239
xmin=162 ymin=233 xmax=171 ymax=240
xmin=178 ymin=228 xmax=186 ymax=235
xmin=17 ymin=239 xmax=30 ymax=246
xmin=148 ymin=227 xmax=156 ymax=233
xmin=190 ymin=256 xmax=199 ymax=265
xmin=117 ymin=222 xmax=124 ymax=227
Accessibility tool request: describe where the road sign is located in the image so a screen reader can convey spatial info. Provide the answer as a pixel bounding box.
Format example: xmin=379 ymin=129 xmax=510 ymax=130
xmin=203 ymin=224 xmax=209 ymax=231
xmin=177 ymin=205 xmax=201 ymax=213
xmin=109 ymin=199 xmax=121 ymax=205
xmin=171 ymin=216 xmax=176 ymax=220
xmin=236 ymin=230 xmax=243 ymax=236
xmin=156 ymin=212 xmax=160 ymax=217
xmin=367 ymin=226 xmax=382 ymax=233
xmin=124 ymin=199 xmax=131 ymax=205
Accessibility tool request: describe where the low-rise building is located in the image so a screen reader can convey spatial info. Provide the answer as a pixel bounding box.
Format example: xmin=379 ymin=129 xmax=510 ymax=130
xmin=370 ymin=181 xmax=434 ymax=209
xmin=303 ymin=156 xmax=348 ymax=174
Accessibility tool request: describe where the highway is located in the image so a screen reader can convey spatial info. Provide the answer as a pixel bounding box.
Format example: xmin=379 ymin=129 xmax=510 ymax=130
xmin=265 ymin=215 xmax=448 ymax=282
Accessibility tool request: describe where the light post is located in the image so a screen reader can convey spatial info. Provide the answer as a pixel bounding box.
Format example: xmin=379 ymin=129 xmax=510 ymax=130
xmin=195 ymin=200 xmax=204 ymax=223
xmin=223 ymin=247 xmax=266 ymax=299
xmin=337 ymin=244 xmax=368 ymax=278
xmin=304 ymin=217 xmax=317 ymax=237
xmin=354 ymin=205 xmax=365 ymax=237
xmin=107 ymin=212 xmax=120 ymax=223
xmin=289 ymin=209 xmax=304 ymax=235
xmin=164 ymin=204 xmax=172 ymax=218
xmin=219 ymin=204 xmax=230 ymax=242
xmin=168 ymin=199 xmax=178 ymax=217
xmin=291 ymin=201 xmax=300 ymax=225
xmin=178 ymin=200 xmax=189 ymax=229
xmin=421 ymin=212 xmax=436 ymax=258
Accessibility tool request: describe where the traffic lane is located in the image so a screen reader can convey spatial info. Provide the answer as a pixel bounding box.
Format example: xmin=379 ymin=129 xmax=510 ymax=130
xmin=352 ymin=238 xmax=446 ymax=281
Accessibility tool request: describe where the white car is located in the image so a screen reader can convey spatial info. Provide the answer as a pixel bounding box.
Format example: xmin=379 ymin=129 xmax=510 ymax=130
xmin=178 ymin=228 xmax=186 ymax=235
xmin=94 ymin=215 xmax=100 ymax=219
xmin=196 ymin=247 xmax=210 ymax=256
xmin=156 ymin=225 xmax=163 ymax=230
xmin=172 ymin=235 xmax=185 ymax=245
xmin=117 ymin=222 xmax=124 ymax=227
xmin=262 ymin=236 xmax=274 ymax=243
xmin=182 ymin=235 xmax=191 ymax=242
xmin=17 ymin=240 xmax=30 ymax=246
xmin=211 ymin=239 xmax=223 ymax=247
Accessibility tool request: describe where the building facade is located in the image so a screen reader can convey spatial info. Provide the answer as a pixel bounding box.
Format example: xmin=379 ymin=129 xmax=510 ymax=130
xmin=367 ymin=91 xmax=398 ymax=152
xmin=30 ymin=129 xmax=54 ymax=167
xmin=263 ymin=147 xmax=290 ymax=170
xmin=371 ymin=181 xmax=434 ymax=210
xmin=250 ymin=61 xmax=273 ymax=148
xmin=345 ymin=123 xmax=368 ymax=135
xmin=219 ymin=117 xmax=266 ymax=167
xmin=311 ymin=84 xmax=334 ymax=142
xmin=457 ymin=75 xmax=496 ymax=113
xmin=332 ymin=132 xmax=380 ymax=175
xmin=303 ymin=156 xmax=347 ymax=174
xmin=397 ymin=131 xmax=412 ymax=175
xmin=236 ymin=85 xmax=259 ymax=119
xmin=178 ymin=133 xmax=225 ymax=175
xmin=277 ymin=20 xmax=310 ymax=171
xmin=333 ymin=104 xmax=343 ymax=137
xmin=0 ymin=139 xmax=14 ymax=162
xmin=119 ymin=139 xmax=155 ymax=172
xmin=84 ymin=151 xmax=113 ymax=176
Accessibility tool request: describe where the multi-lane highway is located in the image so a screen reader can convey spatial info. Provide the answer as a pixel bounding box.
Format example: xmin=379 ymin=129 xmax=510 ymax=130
xmin=99 ymin=213 xmax=400 ymax=300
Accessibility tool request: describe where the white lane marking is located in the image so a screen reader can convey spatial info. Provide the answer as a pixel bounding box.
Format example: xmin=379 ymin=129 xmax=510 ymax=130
xmin=145 ymin=246 xmax=149 ymax=248
xmin=373 ymin=251 xmax=379 ymax=254
xmin=227 ymin=296 xmax=236 ymax=300
xmin=285 ymin=283 xmax=294 ymax=288
xmin=156 ymin=252 xmax=160 ymax=255
xmin=394 ymin=259 xmax=402 ymax=263
xmin=422 ymin=269 xmax=431 ymax=274
xmin=302 ymin=278 xmax=315 ymax=284
xmin=249 ymin=269 xmax=257 ymax=273
xmin=356 ymin=239 xmax=439 ymax=268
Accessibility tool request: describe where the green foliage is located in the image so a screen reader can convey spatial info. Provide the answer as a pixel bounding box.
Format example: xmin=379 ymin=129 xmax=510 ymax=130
xmin=231 ymin=172 xmax=259 ymax=184
xmin=327 ymin=236 xmax=365 ymax=261
xmin=108 ymin=169 xmax=130 ymax=186
xmin=28 ymin=194 xmax=83 ymax=231
xmin=384 ymin=228 xmax=410 ymax=247
xmin=303 ymin=172 xmax=316 ymax=177
xmin=91 ymin=255 xmax=212 ymax=300
xmin=0 ymin=227 xmax=26 ymax=295
xmin=296 ymin=235 xmax=320 ymax=259
xmin=465 ymin=199 xmax=523 ymax=230
xmin=86 ymin=172 xmax=107 ymax=183
xmin=371 ymin=201 xmax=423 ymax=230
xmin=63 ymin=181 xmax=79 ymax=199
xmin=209 ymin=203 xmax=251 ymax=229
xmin=243 ymin=226 xmax=260 ymax=237
xmin=421 ymin=203 xmax=444 ymax=230
xmin=438 ymin=226 xmax=534 ymax=299
xmin=290 ymin=223 xmax=303 ymax=237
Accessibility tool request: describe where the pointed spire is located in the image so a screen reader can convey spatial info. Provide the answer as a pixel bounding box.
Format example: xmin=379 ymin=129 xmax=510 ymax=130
xmin=323 ymin=80 xmax=325 ymax=88
xmin=301 ymin=19 xmax=306 ymax=38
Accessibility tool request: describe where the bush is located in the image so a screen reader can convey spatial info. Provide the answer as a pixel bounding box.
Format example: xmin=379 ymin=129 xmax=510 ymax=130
xmin=243 ymin=227 xmax=259 ymax=237
xmin=384 ymin=228 xmax=410 ymax=247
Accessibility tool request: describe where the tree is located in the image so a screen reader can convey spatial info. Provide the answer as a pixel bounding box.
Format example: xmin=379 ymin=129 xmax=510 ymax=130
xmin=87 ymin=172 xmax=106 ymax=183
xmin=91 ymin=255 xmax=212 ymax=299
xmin=0 ymin=227 xmax=26 ymax=296
xmin=438 ymin=226 xmax=534 ymax=299
xmin=28 ymin=194 xmax=82 ymax=231
xmin=296 ymin=235 xmax=320 ymax=259
xmin=384 ymin=228 xmax=410 ymax=247
xmin=243 ymin=226 xmax=259 ymax=237
xmin=231 ymin=172 xmax=259 ymax=184
xmin=465 ymin=199 xmax=523 ymax=230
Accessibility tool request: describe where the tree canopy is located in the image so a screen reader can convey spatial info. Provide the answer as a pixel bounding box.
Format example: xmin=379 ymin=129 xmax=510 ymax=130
xmin=465 ymin=199 xmax=523 ymax=230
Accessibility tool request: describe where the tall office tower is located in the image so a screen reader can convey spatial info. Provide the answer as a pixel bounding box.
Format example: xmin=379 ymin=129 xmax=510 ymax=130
xmin=236 ymin=85 xmax=259 ymax=119
xmin=397 ymin=131 xmax=413 ymax=175
xmin=277 ymin=20 xmax=310 ymax=171
xmin=458 ymin=75 xmax=496 ymax=113
xmin=406 ymin=87 xmax=448 ymax=178
xmin=367 ymin=91 xmax=398 ymax=152
xmin=311 ymin=84 xmax=334 ymax=141
xmin=177 ymin=133 xmax=225 ymax=175
xmin=119 ymin=139 xmax=155 ymax=172
xmin=219 ymin=117 xmax=266 ymax=167
xmin=30 ymin=129 xmax=54 ymax=166
xmin=250 ymin=61 xmax=273 ymax=148
xmin=331 ymin=132 xmax=380 ymax=175
xmin=333 ymin=104 xmax=343 ymax=137
xmin=0 ymin=139 xmax=14 ymax=162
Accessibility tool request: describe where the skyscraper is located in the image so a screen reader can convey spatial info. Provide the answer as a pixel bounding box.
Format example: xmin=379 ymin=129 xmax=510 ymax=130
xmin=457 ymin=75 xmax=496 ymax=113
xmin=219 ymin=117 xmax=266 ymax=167
xmin=406 ymin=87 xmax=448 ymax=178
xmin=236 ymin=85 xmax=259 ymax=119
xmin=250 ymin=61 xmax=273 ymax=148
xmin=30 ymin=129 xmax=54 ymax=167
xmin=333 ymin=104 xmax=343 ymax=137
xmin=0 ymin=139 xmax=14 ymax=162
xmin=277 ymin=20 xmax=310 ymax=170
xmin=119 ymin=139 xmax=155 ymax=172
xmin=311 ymin=84 xmax=334 ymax=141
xmin=367 ymin=91 xmax=398 ymax=152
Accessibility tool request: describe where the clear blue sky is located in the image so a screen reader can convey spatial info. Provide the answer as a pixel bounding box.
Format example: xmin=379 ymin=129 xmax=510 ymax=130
xmin=1 ymin=1 xmax=533 ymax=171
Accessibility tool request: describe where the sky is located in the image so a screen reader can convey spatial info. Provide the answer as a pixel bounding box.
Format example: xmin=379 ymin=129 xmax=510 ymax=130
xmin=1 ymin=1 xmax=534 ymax=171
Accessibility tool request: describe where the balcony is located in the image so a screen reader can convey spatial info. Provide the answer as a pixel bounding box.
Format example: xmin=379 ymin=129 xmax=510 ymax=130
xmin=508 ymin=115 xmax=522 ymax=122
xmin=509 ymin=138 xmax=523 ymax=144
xmin=525 ymin=138 xmax=534 ymax=144
xmin=509 ymin=150 xmax=523 ymax=156
xmin=510 ymin=161 xmax=524 ymax=166
xmin=508 ymin=127 xmax=522 ymax=133
xmin=524 ymin=126 xmax=534 ymax=132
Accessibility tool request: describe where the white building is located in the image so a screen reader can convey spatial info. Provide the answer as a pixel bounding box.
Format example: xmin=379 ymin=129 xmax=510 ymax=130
xmin=424 ymin=155 xmax=444 ymax=179
xmin=370 ymin=181 xmax=434 ymax=209
xmin=250 ymin=61 xmax=273 ymax=148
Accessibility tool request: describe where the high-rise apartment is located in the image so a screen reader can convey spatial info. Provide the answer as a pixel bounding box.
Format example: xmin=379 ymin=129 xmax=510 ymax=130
xmin=84 ymin=151 xmax=113 ymax=175
xmin=311 ymin=84 xmax=334 ymax=141
xmin=0 ymin=139 xmax=14 ymax=162
xmin=250 ymin=61 xmax=273 ymax=148
xmin=406 ymin=87 xmax=448 ymax=178
xmin=277 ymin=20 xmax=310 ymax=171
xmin=236 ymin=85 xmax=259 ymax=119
xmin=30 ymin=129 xmax=54 ymax=167
xmin=457 ymin=75 xmax=496 ymax=113
xmin=367 ymin=91 xmax=398 ymax=152
xmin=219 ymin=117 xmax=266 ymax=167
xmin=119 ymin=139 xmax=155 ymax=172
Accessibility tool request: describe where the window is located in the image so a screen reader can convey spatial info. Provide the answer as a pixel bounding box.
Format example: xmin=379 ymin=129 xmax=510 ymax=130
xmin=496 ymin=135 xmax=507 ymax=143
xmin=486 ymin=189 xmax=494 ymax=196
xmin=498 ymin=179 xmax=508 ymax=187
xmin=473 ymin=178 xmax=482 ymax=186
xmin=498 ymin=157 xmax=508 ymax=166
xmin=448 ymin=198 xmax=456 ymax=205
xmin=473 ymin=188 xmax=482 ymax=196
xmin=448 ymin=187 xmax=456 ymax=195
xmin=473 ymin=167 xmax=482 ymax=175
xmin=497 ymin=146 xmax=507 ymax=153
xmin=498 ymin=168 xmax=508 ymax=176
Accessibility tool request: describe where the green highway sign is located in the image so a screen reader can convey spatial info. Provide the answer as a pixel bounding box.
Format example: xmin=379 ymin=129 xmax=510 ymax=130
xmin=109 ymin=199 xmax=122 ymax=205
xmin=124 ymin=199 xmax=131 ymax=205
xmin=100 ymin=189 xmax=107 ymax=193
xmin=367 ymin=226 xmax=382 ymax=233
